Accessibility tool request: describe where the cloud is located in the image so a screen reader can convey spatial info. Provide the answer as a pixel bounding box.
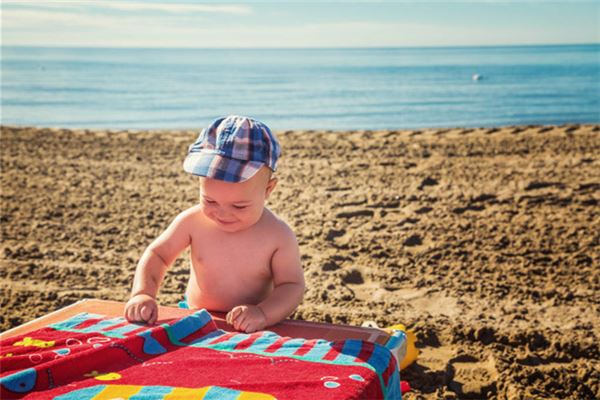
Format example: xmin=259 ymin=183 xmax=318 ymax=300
xmin=90 ymin=2 xmax=252 ymax=15
xmin=1 ymin=1 xmax=252 ymax=15
xmin=0 ymin=2 xmax=252 ymax=33
xmin=1 ymin=8 xmax=110 ymax=29
xmin=2 ymin=2 xmax=596 ymax=48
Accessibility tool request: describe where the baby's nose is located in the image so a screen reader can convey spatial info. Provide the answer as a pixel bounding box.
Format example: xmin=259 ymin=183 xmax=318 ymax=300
xmin=215 ymin=207 xmax=232 ymax=218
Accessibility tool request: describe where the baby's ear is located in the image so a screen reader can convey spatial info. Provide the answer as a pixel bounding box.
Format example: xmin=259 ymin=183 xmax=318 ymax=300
xmin=265 ymin=177 xmax=278 ymax=198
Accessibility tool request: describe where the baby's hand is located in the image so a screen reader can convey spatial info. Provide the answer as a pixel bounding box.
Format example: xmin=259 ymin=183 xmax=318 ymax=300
xmin=226 ymin=305 xmax=267 ymax=333
xmin=124 ymin=294 xmax=158 ymax=325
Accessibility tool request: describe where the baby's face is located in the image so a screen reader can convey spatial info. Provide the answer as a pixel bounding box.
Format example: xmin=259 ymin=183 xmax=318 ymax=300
xmin=199 ymin=167 xmax=276 ymax=233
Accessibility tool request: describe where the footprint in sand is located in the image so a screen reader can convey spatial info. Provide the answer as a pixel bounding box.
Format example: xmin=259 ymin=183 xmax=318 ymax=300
xmin=524 ymin=181 xmax=565 ymax=191
xmin=418 ymin=177 xmax=439 ymax=190
xmin=335 ymin=209 xmax=374 ymax=219
xmin=447 ymin=354 xmax=498 ymax=399
xmin=414 ymin=206 xmax=433 ymax=215
xmin=341 ymin=268 xmax=364 ymax=285
xmin=403 ymin=234 xmax=423 ymax=247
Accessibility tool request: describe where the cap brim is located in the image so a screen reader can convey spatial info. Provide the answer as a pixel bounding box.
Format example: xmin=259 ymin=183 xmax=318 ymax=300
xmin=183 ymin=152 xmax=264 ymax=183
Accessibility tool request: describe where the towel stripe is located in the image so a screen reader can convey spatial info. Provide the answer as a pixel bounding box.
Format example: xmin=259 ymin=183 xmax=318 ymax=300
xmin=71 ymin=317 xmax=104 ymax=330
xmin=355 ymin=341 xmax=375 ymax=363
xmin=269 ymin=338 xmax=306 ymax=357
xmin=263 ymin=337 xmax=290 ymax=353
xmin=234 ymin=332 xmax=263 ymax=351
xmin=322 ymin=342 xmax=345 ymax=361
xmin=206 ymin=332 xmax=237 ymax=345
xmin=382 ymin=356 xmax=396 ymax=387
xmin=293 ymin=339 xmax=317 ymax=356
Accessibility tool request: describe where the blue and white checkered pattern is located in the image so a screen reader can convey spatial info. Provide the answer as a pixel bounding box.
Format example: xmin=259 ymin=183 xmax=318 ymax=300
xmin=183 ymin=115 xmax=281 ymax=182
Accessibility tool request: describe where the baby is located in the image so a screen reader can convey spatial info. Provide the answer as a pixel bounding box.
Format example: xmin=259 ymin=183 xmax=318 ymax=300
xmin=124 ymin=115 xmax=305 ymax=333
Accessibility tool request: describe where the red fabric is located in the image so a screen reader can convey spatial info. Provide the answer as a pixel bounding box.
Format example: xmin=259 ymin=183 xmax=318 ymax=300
xmin=0 ymin=311 xmax=401 ymax=399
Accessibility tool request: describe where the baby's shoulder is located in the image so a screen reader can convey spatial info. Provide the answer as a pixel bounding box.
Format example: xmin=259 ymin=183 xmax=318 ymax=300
xmin=261 ymin=209 xmax=297 ymax=243
xmin=175 ymin=204 xmax=204 ymax=221
xmin=172 ymin=205 xmax=207 ymax=229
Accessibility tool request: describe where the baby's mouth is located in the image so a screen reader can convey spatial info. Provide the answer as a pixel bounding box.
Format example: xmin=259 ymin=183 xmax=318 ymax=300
xmin=216 ymin=217 xmax=237 ymax=225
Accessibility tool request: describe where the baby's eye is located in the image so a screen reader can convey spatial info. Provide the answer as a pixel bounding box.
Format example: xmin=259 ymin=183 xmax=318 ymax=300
xmin=204 ymin=199 xmax=216 ymax=204
xmin=233 ymin=205 xmax=248 ymax=210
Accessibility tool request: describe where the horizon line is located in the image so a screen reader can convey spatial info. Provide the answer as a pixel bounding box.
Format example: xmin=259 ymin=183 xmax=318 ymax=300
xmin=3 ymin=42 xmax=599 ymax=51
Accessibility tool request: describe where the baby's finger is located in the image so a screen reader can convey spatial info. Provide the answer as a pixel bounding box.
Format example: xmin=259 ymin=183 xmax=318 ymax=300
xmin=242 ymin=321 xmax=254 ymax=333
xmin=148 ymin=307 xmax=158 ymax=325
xmin=128 ymin=305 xmax=141 ymax=322
xmin=227 ymin=307 xmax=242 ymax=326
xmin=233 ymin=313 xmax=248 ymax=331
xmin=140 ymin=305 xmax=152 ymax=323
xmin=124 ymin=306 xmax=133 ymax=322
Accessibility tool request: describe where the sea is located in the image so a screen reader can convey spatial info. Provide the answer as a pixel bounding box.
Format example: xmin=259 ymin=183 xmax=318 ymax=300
xmin=1 ymin=44 xmax=599 ymax=130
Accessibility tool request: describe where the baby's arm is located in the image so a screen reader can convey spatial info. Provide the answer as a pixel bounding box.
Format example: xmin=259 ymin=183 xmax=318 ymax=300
xmin=228 ymin=224 xmax=305 ymax=332
xmin=124 ymin=209 xmax=194 ymax=324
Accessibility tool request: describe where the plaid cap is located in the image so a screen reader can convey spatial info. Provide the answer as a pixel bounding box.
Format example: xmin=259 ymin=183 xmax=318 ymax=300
xmin=183 ymin=115 xmax=281 ymax=183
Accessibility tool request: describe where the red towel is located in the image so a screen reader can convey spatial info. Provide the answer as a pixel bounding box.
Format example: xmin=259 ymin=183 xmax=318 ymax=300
xmin=0 ymin=310 xmax=401 ymax=399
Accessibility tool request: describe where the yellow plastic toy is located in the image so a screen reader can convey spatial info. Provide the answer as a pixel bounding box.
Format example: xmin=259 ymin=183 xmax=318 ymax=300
xmin=384 ymin=324 xmax=419 ymax=370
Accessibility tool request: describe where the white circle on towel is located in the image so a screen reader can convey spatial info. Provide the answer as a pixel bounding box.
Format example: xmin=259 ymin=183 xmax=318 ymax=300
xmin=87 ymin=337 xmax=111 ymax=344
xmin=29 ymin=354 xmax=43 ymax=364
xmin=66 ymin=338 xmax=82 ymax=346
xmin=320 ymin=376 xmax=339 ymax=381
xmin=349 ymin=374 xmax=365 ymax=382
xmin=324 ymin=381 xmax=341 ymax=389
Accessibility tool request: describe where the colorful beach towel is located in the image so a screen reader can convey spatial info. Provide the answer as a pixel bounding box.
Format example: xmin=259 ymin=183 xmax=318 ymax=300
xmin=0 ymin=310 xmax=402 ymax=399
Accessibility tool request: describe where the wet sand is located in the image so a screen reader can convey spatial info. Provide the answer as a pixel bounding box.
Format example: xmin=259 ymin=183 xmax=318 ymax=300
xmin=1 ymin=124 xmax=599 ymax=399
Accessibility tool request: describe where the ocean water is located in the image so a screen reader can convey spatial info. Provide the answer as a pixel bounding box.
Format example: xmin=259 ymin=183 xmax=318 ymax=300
xmin=1 ymin=44 xmax=599 ymax=130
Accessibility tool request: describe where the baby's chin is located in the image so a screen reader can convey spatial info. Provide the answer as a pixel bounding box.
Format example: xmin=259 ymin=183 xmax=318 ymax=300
xmin=212 ymin=219 xmax=249 ymax=233
xmin=216 ymin=225 xmax=242 ymax=233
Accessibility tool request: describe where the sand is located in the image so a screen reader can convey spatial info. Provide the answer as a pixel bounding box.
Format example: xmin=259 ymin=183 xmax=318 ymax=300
xmin=1 ymin=124 xmax=599 ymax=399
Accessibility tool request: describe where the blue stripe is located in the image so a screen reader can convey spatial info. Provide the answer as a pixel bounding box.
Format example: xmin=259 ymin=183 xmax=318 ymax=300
xmin=54 ymin=385 xmax=105 ymax=399
xmin=385 ymin=330 xmax=406 ymax=351
xmin=385 ymin=369 xmax=402 ymax=400
xmin=129 ymin=385 xmax=172 ymax=399
xmin=137 ymin=330 xmax=167 ymax=355
xmin=167 ymin=310 xmax=213 ymax=342
xmin=203 ymin=386 xmax=241 ymax=400
xmin=189 ymin=329 xmax=225 ymax=345
xmin=300 ymin=339 xmax=333 ymax=362
xmin=107 ymin=322 xmax=145 ymax=337
xmin=79 ymin=317 xmax=126 ymax=334
xmin=49 ymin=312 xmax=104 ymax=331
xmin=367 ymin=345 xmax=392 ymax=374
xmin=334 ymin=339 xmax=363 ymax=364
xmin=208 ymin=333 xmax=251 ymax=350
xmin=245 ymin=331 xmax=280 ymax=352
xmin=270 ymin=338 xmax=306 ymax=357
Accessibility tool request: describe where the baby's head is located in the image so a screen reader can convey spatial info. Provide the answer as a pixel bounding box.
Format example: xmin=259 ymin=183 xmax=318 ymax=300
xmin=183 ymin=115 xmax=280 ymax=232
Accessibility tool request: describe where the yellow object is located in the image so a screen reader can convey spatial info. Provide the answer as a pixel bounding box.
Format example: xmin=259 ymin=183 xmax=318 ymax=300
xmin=92 ymin=384 xmax=140 ymax=399
xmin=164 ymin=387 xmax=209 ymax=399
xmin=95 ymin=372 xmax=122 ymax=381
xmin=84 ymin=371 xmax=122 ymax=381
xmin=63 ymin=384 xmax=277 ymax=399
xmin=385 ymin=324 xmax=419 ymax=370
xmin=13 ymin=337 xmax=55 ymax=348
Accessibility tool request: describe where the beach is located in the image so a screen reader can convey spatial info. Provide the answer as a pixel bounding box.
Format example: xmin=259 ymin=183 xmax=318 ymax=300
xmin=1 ymin=124 xmax=598 ymax=399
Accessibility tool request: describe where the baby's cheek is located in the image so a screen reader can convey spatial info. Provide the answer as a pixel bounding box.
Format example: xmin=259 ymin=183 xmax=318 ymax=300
xmin=200 ymin=204 xmax=214 ymax=217
xmin=247 ymin=208 xmax=264 ymax=224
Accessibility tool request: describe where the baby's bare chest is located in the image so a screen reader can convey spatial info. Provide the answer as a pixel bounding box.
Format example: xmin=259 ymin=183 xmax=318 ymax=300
xmin=189 ymin=231 xmax=276 ymax=281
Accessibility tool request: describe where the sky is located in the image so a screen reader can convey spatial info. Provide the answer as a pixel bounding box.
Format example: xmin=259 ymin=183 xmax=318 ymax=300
xmin=1 ymin=1 xmax=599 ymax=48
